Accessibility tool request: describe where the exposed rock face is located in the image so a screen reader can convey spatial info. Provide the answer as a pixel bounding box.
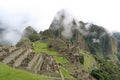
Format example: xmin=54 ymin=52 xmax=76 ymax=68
xmin=42 ymin=9 xmax=117 ymax=61
xmin=113 ymin=32 xmax=120 ymax=40
xmin=0 ymin=9 xmax=119 ymax=80
xmin=113 ymin=32 xmax=120 ymax=63
xmin=49 ymin=9 xmax=81 ymax=39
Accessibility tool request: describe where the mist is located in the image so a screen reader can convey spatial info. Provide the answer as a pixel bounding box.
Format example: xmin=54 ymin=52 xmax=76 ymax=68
xmin=0 ymin=0 xmax=120 ymax=45
xmin=0 ymin=0 xmax=62 ymax=45
xmin=50 ymin=9 xmax=95 ymax=39
xmin=0 ymin=8 xmax=42 ymax=45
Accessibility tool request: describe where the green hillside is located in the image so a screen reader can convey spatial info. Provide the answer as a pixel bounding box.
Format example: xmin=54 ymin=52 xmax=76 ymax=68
xmin=0 ymin=62 xmax=57 ymax=80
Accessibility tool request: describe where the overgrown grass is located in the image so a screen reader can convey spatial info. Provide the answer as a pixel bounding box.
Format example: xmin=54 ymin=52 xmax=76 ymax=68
xmin=32 ymin=41 xmax=57 ymax=55
xmin=60 ymin=67 xmax=75 ymax=80
xmin=0 ymin=62 xmax=56 ymax=80
xmin=80 ymin=50 xmax=95 ymax=71
xmin=54 ymin=56 xmax=68 ymax=64
xmin=63 ymin=63 xmax=77 ymax=73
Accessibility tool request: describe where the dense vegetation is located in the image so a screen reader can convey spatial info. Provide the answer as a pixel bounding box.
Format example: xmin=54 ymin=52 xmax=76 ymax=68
xmin=1 ymin=11 xmax=120 ymax=80
xmin=91 ymin=61 xmax=120 ymax=80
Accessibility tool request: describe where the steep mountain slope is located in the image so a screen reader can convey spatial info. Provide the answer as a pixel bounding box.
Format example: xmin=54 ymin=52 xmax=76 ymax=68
xmin=113 ymin=32 xmax=120 ymax=64
xmin=39 ymin=9 xmax=120 ymax=80
xmin=0 ymin=9 xmax=120 ymax=80
xmin=43 ymin=9 xmax=118 ymax=61
xmin=21 ymin=26 xmax=40 ymax=42
xmin=16 ymin=26 xmax=40 ymax=47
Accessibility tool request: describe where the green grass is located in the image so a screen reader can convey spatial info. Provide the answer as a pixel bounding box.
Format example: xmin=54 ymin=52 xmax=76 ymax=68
xmin=33 ymin=41 xmax=68 ymax=65
xmin=0 ymin=62 xmax=58 ymax=80
xmin=33 ymin=41 xmax=75 ymax=79
xmin=60 ymin=68 xmax=75 ymax=80
xmin=32 ymin=41 xmax=57 ymax=55
xmin=54 ymin=56 xmax=68 ymax=64
xmin=63 ymin=63 xmax=76 ymax=72
xmin=80 ymin=50 xmax=95 ymax=71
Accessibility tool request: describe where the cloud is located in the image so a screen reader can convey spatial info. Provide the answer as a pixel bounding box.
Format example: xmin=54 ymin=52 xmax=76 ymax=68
xmin=0 ymin=0 xmax=120 ymax=45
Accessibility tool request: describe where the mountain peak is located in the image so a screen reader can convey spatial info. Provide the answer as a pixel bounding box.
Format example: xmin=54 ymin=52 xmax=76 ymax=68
xmin=25 ymin=26 xmax=36 ymax=32
xmin=49 ymin=9 xmax=77 ymax=30
xmin=20 ymin=26 xmax=38 ymax=41
xmin=49 ymin=9 xmax=82 ymax=38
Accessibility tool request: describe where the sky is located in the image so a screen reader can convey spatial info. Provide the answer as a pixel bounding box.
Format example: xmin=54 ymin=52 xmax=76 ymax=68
xmin=0 ymin=0 xmax=120 ymax=32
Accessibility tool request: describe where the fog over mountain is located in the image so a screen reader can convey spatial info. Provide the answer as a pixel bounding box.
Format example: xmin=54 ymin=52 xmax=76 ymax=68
xmin=0 ymin=10 xmax=30 ymax=45
xmin=0 ymin=0 xmax=120 ymax=45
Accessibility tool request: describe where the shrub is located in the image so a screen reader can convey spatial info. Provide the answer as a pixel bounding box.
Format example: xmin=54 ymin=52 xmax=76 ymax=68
xmin=91 ymin=62 xmax=120 ymax=80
